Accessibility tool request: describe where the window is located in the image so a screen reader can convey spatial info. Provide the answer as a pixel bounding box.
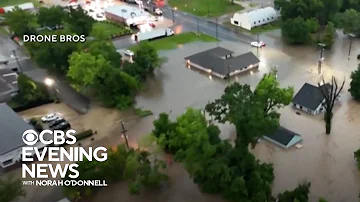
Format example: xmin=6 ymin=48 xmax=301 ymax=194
xmin=271 ymin=17 xmax=274 ymax=19
xmin=2 ymin=159 xmax=13 ymax=166
xmin=267 ymin=18 xmax=269 ymax=20
xmin=254 ymin=22 xmax=256 ymax=25
xmin=258 ymin=20 xmax=260 ymax=23
xmin=234 ymin=20 xmax=238 ymax=25
xmin=263 ymin=19 xmax=265 ymax=22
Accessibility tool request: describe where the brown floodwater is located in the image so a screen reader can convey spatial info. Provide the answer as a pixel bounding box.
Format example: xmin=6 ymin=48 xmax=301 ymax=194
xmin=98 ymin=31 xmax=360 ymax=202
xmin=14 ymin=31 xmax=360 ymax=202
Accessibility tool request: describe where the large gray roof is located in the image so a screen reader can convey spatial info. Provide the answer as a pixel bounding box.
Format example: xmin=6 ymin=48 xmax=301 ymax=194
xmin=185 ymin=47 xmax=259 ymax=76
xmin=0 ymin=104 xmax=32 ymax=155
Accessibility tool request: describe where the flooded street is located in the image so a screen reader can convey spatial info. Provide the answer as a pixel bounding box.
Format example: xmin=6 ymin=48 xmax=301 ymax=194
xmin=10 ymin=31 xmax=360 ymax=202
xmin=115 ymin=31 xmax=360 ymax=202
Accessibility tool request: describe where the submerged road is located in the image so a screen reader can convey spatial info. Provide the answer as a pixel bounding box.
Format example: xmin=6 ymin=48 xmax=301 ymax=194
xmin=161 ymin=6 xmax=255 ymax=43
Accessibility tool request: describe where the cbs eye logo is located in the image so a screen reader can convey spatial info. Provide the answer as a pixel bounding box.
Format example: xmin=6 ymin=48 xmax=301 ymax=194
xmin=22 ymin=129 xmax=39 ymax=146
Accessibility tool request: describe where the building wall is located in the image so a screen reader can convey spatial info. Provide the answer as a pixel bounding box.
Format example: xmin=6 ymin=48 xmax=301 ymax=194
xmin=230 ymin=8 xmax=279 ymax=30
xmin=230 ymin=15 xmax=252 ymax=30
xmin=186 ymin=61 xmax=259 ymax=79
xmin=105 ymin=12 xmax=126 ymax=24
xmin=0 ymin=142 xmax=46 ymax=168
xmin=292 ymin=103 xmax=322 ymax=115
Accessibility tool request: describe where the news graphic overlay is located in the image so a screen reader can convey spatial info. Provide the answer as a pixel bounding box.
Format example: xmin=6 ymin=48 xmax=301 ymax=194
xmin=21 ymin=129 xmax=108 ymax=187
xmin=22 ymin=34 xmax=86 ymax=43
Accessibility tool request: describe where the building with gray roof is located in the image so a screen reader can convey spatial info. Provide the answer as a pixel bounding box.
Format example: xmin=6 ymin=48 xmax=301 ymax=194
xmin=184 ymin=47 xmax=260 ymax=79
xmin=0 ymin=104 xmax=33 ymax=168
xmin=263 ymin=126 xmax=302 ymax=149
xmin=292 ymin=83 xmax=332 ymax=115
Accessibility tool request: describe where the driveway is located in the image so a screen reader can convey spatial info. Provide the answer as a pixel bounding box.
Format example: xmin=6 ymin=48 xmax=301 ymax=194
xmin=0 ymin=34 xmax=90 ymax=114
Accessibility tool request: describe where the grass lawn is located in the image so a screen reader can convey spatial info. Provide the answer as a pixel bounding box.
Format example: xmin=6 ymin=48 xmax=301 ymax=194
xmin=169 ymin=0 xmax=243 ymax=17
xmin=0 ymin=26 xmax=7 ymax=34
xmin=223 ymin=20 xmax=281 ymax=34
xmin=92 ymin=22 xmax=132 ymax=39
xmin=0 ymin=0 xmax=41 ymax=7
xmin=131 ymin=32 xmax=218 ymax=51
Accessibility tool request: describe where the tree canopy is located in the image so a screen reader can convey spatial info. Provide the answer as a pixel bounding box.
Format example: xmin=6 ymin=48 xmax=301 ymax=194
xmin=64 ymin=6 xmax=94 ymax=36
xmin=64 ymin=144 xmax=168 ymax=199
xmin=281 ymin=17 xmax=312 ymax=44
xmin=349 ymin=64 xmax=360 ymax=100
xmin=277 ymin=182 xmax=311 ymax=202
xmin=5 ymin=7 xmax=36 ymax=36
xmin=12 ymin=74 xmax=51 ymax=105
xmin=206 ymin=70 xmax=294 ymax=147
xmin=25 ymin=29 xmax=79 ymax=74
xmin=37 ymin=6 xmax=65 ymax=28
xmin=0 ymin=176 xmax=26 ymax=202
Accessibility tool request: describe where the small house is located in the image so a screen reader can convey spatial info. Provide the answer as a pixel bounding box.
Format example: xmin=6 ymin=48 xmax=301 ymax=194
xmin=292 ymin=83 xmax=332 ymax=115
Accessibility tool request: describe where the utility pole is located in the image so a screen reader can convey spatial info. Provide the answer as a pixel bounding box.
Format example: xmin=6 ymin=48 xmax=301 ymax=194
xmin=197 ymin=17 xmax=200 ymax=35
xmin=172 ymin=7 xmax=177 ymax=23
xmin=318 ymin=43 xmax=326 ymax=75
xmin=120 ymin=121 xmax=129 ymax=149
xmin=348 ymin=33 xmax=355 ymax=60
xmin=216 ymin=17 xmax=218 ymax=45
xmin=256 ymin=34 xmax=259 ymax=55
xmin=12 ymin=50 xmax=23 ymax=73
xmin=227 ymin=65 xmax=231 ymax=83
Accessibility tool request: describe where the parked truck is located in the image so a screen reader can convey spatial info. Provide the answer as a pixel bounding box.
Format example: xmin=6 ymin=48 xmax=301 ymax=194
xmin=134 ymin=28 xmax=174 ymax=42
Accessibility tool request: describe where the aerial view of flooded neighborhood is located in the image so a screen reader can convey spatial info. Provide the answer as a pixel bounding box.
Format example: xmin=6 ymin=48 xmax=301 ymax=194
xmin=0 ymin=0 xmax=360 ymax=201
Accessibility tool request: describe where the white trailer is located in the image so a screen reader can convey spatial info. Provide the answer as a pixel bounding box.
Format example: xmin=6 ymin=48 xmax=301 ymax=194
xmin=134 ymin=28 xmax=174 ymax=42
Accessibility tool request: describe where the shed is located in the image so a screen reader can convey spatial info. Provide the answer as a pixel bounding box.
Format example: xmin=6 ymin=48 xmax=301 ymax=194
xmin=230 ymin=7 xmax=279 ymax=30
xmin=263 ymin=127 xmax=302 ymax=149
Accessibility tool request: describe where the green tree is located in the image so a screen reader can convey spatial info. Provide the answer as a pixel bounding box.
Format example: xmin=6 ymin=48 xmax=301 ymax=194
xmin=64 ymin=6 xmax=94 ymax=36
xmin=5 ymin=7 xmax=36 ymax=36
xmin=277 ymin=182 xmax=311 ymax=202
xmin=305 ymin=18 xmax=320 ymax=33
xmin=354 ymin=148 xmax=360 ymax=170
xmin=94 ymin=68 xmax=139 ymax=109
xmin=321 ymin=22 xmax=336 ymax=48
xmin=281 ymin=17 xmax=311 ymax=44
xmin=337 ymin=9 xmax=360 ymax=36
xmin=318 ymin=197 xmax=328 ymax=202
xmin=12 ymin=74 xmax=51 ymax=105
xmin=0 ymin=176 xmax=26 ymax=202
xmin=349 ymin=64 xmax=360 ymax=100
xmin=82 ymin=40 xmax=121 ymax=68
xmin=64 ymin=144 xmax=168 ymax=200
xmin=133 ymin=42 xmax=161 ymax=80
xmin=37 ymin=6 xmax=65 ymax=28
xmin=25 ymin=30 xmax=78 ymax=74
xmin=206 ymin=71 xmax=293 ymax=148
xmin=67 ymin=52 xmax=112 ymax=91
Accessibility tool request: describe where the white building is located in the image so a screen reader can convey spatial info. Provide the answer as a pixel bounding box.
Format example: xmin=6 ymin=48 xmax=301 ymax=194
xmin=1 ymin=2 xmax=35 ymax=13
xmin=230 ymin=7 xmax=279 ymax=31
xmin=104 ymin=5 xmax=149 ymax=26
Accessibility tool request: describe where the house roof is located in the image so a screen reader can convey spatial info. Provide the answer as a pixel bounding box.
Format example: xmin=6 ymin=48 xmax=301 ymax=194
xmin=292 ymin=83 xmax=331 ymax=111
xmin=232 ymin=7 xmax=278 ymax=24
xmin=184 ymin=47 xmax=259 ymax=76
xmin=104 ymin=5 xmax=146 ymax=19
xmin=264 ymin=126 xmax=302 ymax=148
xmin=0 ymin=104 xmax=32 ymax=155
